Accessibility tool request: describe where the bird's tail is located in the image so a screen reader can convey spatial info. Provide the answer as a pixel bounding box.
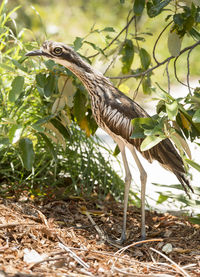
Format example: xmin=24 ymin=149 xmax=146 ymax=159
xmin=173 ymin=171 xmax=193 ymax=196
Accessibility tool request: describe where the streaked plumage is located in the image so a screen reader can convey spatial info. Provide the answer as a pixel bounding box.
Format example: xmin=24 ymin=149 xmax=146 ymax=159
xmin=26 ymin=41 xmax=192 ymax=243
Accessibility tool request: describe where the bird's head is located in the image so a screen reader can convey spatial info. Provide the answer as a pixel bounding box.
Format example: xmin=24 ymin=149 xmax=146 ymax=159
xmin=26 ymin=40 xmax=92 ymax=73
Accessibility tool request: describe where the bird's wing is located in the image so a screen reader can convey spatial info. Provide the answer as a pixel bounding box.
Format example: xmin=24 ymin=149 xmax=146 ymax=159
xmin=101 ymin=86 xmax=186 ymax=173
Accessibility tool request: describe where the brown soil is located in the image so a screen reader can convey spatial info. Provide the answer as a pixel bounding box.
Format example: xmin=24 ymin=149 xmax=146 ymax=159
xmin=0 ymin=196 xmax=199 ymax=276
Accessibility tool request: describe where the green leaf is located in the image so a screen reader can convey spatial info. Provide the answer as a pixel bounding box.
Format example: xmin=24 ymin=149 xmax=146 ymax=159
xmin=44 ymin=60 xmax=56 ymax=70
xmin=142 ymin=77 xmax=151 ymax=95
xmin=34 ymin=115 xmax=54 ymax=126
xmin=102 ymin=27 xmax=115 ymax=32
xmin=120 ymin=39 xmax=134 ymax=74
xmin=173 ymin=14 xmax=184 ymax=27
xmin=1 ymin=5 xmax=20 ymax=26
xmin=73 ymin=90 xmax=87 ymax=122
xmin=9 ymin=124 xmax=22 ymax=144
xmin=135 ymin=36 xmax=145 ymax=41
xmin=131 ymin=118 xmax=157 ymax=139
xmin=189 ymin=27 xmax=200 ymax=40
xmin=120 ymin=0 xmax=125 ymax=3
xmin=0 ymin=63 xmax=14 ymax=72
xmin=19 ymin=138 xmax=35 ymax=171
xmin=133 ymin=0 xmax=145 ymax=15
xmin=12 ymin=59 xmax=28 ymax=72
xmin=147 ymin=0 xmax=171 ymax=18
xmin=157 ymin=194 xmax=169 ymax=204
xmin=84 ymin=41 xmax=104 ymax=55
xmin=0 ymin=0 xmax=6 ymax=15
xmin=140 ymin=135 xmax=164 ymax=151
xmin=50 ymin=118 xmax=70 ymax=139
xmin=44 ymin=74 xmax=55 ymax=97
xmin=31 ymin=124 xmax=44 ymax=132
xmin=144 ymin=124 xmax=163 ymax=137
xmin=139 ymin=48 xmax=151 ymax=70
xmin=156 ymin=100 xmax=166 ymax=114
xmin=153 ymin=183 xmax=184 ymax=190
xmin=113 ymin=145 xmax=120 ymax=156
xmin=189 ymin=217 xmax=200 ymax=225
xmin=0 ymin=138 xmax=10 ymax=146
xmin=168 ymin=31 xmax=182 ymax=57
xmin=8 ymin=76 xmax=24 ymax=102
xmin=38 ymin=132 xmax=57 ymax=161
xmin=36 ymin=73 xmax=47 ymax=87
xmin=154 ymin=85 xmax=174 ymax=101
xmin=130 ymin=126 xmax=145 ymax=138
xmin=166 ymin=101 xmax=178 ymax=120
xmin=192 ymin=108 xmax=200 ymax=123
xmin=185 ymin=158 xmax=200 ymax=172
xmin=74 ymin=37 xmax=83 ymax=51
xmin=132 ymin=117 xmax=156 ymax=128
xmin=32 ymin=115 xmax=54 ymax=132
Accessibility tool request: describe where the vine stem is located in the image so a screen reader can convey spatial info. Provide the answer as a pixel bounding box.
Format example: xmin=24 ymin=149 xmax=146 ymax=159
xmin=108 ymin=40 xmax=200 ymax=80
xmin=153 ymin=21 xmax=173 ymax=64
xmin=88 ymin=15 xmax=135 ymax=59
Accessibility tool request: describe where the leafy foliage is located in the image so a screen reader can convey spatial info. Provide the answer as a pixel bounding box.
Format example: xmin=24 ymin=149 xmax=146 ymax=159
xmin=0 ymin=0 xmax=124 ymax=200
xmin=120 ymin=39 xmax=134 ymax=74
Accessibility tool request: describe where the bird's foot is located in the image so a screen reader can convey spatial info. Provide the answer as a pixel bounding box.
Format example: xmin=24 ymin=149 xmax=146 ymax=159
xmin=113 ymin=233 xmax=126 ymax=246
xmin=140 ymin=234 xmax=146 ymax=241
xmin=105 ymin=232 xmax=146 ymax=248
xmin=105 ymin=232 xmax=126 ymax=248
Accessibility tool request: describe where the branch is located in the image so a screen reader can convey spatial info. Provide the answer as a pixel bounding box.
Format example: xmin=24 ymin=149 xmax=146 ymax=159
xmin=88 ymin=14 xmax=135 ymax=59
xmin=103 ymin=10 xmax=132 ymax=75
xmin=108 ymin=40 xmax=200 ymax=80
xmin=174 ymin=56 xmax=187 ymax=87
xmin=187 ymin=48 xmax=193 ymax=95
xmin=153 ymin=21 xmax=173 ymax=64
xmin=165 ymin=59 xmax=171 ymax=94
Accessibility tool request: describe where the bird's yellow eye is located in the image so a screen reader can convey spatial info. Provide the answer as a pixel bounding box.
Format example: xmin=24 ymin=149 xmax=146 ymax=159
xmin=53 ymin=47 xmax=63 ymax=55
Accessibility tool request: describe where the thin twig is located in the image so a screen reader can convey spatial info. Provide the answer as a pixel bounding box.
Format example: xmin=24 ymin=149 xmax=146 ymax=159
xmin=29 ymin=256 xmax=67 ymax=269
xmin=88 ymin=15 xmax=135 ymax=59
xmin=166 ymin=59 xmax=171 ymax=94
xmin=131 ymin=16 xmax=144 ymax=100
xmin=110 ymin=239 xmax=163 ymax=274
xmin=113 ymin=267 xmax=158 ymax=277
xmin=57 ymin=236 xmax=90 ymax=269
xmin=114 ymin=239 xmax=163 ymax=256
xmin=108 ymin=40 xmax=200 ymax=80
xmin=36 ymin=209 xmax=49 ymax=227
xmin=0 ymin=222 xmax=36 ymax=229
xmin=174 ymin=56 xmax=187 ymax=87
xmin=150 ymin=247 xmax=191 ymax=277
xmin=153 ymin=21 xmax=173 ymax=64
xmin=149 ymin=262 xmax=178 ymax=273
xmin=103 ymin=10 xmax=133 ymax=75
xmin=85 ymin=211 xmax=106 ymax=242
xmin=103 ymin=44 xmax=122 ymax=75
xmin=187 ymin=48 xmax=193 ymax=95
xmin=133 ymin=75 xmax=145 ymax=100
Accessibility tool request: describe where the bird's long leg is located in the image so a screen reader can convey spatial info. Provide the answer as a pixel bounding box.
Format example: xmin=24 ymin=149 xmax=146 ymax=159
xmin=114 ymin=139 xmax=132 ymax=243
xmin=127 ymin=144 xmax=147 ymax=240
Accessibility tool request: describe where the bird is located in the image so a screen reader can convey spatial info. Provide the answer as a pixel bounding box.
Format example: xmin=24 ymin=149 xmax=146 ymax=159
xmin=26 ymin=40 xmax=192 ymax=243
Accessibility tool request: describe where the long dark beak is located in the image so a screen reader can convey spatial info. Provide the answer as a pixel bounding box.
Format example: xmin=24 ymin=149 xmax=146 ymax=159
xmin=25 ymin=49 xmax=44 ymax=57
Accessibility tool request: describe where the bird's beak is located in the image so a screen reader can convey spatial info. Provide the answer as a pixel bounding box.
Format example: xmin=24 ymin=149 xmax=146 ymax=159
xmin=25 ymin=49 xmax=45 ymax=57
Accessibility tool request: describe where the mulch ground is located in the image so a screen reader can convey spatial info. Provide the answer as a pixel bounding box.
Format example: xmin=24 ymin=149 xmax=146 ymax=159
xmin=0 ymin=196 xmax=199 ymax=277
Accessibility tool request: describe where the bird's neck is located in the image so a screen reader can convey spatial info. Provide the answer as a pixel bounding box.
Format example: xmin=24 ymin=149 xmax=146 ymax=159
xmin=57 ymin=57 xmax=112 ymax=97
